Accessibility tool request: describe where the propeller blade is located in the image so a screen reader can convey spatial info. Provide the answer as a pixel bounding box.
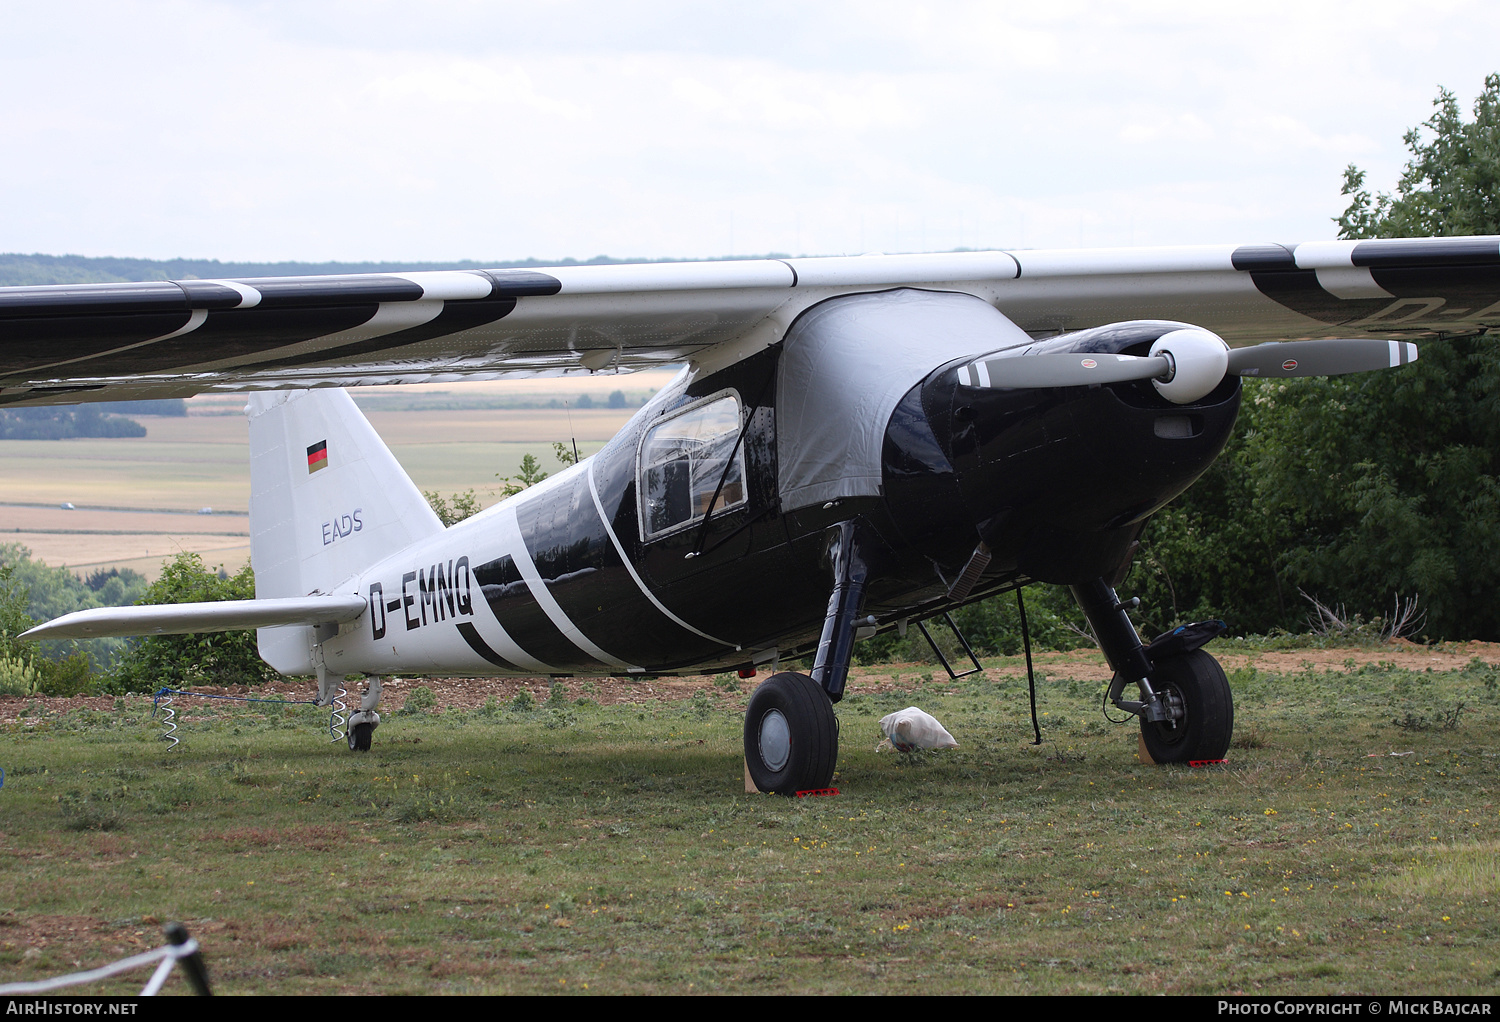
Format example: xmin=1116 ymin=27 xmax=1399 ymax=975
xmin=959 ymin=352 xmax=1171 ymax=390
xmin=1227 ymin=339 xmax=1419 ymax=378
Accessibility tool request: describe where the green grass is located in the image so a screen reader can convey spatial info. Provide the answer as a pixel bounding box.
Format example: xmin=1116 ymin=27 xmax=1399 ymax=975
xmin=2 ymin=656 xmax=1498 ymax=995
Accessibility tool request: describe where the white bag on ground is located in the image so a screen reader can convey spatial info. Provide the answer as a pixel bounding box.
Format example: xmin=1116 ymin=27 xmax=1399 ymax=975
xmin=877 ymin=707 xmax=958 ymax=752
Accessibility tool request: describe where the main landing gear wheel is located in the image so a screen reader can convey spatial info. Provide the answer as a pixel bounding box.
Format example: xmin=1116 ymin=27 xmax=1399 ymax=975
xmin=348 ymin=721 xmax=374 ymax=752
xmin=1139 ymin=649 xmax=1233 ymax=764
xmin=744 ymin=672 xmax=838 ymax=796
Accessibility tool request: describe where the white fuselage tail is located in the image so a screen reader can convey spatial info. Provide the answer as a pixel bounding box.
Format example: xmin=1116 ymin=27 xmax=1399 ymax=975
xmin=247 ymin=389 xmax=444 ymax=674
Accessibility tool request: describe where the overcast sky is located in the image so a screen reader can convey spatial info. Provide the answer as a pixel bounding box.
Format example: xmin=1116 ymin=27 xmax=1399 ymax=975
xmin=4 ymin=1 xmax=1498 ymax=263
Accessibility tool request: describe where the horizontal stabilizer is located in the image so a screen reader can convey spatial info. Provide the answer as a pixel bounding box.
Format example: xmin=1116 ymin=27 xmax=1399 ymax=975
xmin=20 ymin=595 xmax=368 ymax=641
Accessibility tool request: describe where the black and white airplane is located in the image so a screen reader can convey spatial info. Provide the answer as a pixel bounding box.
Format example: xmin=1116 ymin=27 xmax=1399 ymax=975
xmin=15 ymin=237 xmax=1500 ymax=793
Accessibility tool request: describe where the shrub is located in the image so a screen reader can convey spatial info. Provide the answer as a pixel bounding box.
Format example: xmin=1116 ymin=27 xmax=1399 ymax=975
xmin=0 ymin=655 xmax=39 ymax=696
xmin=0 ymin=564 xmax=39 ymax=678
xmin=401 ymin=686 xmax=437 ymax=714
xmin=36 ymin=652 xmax=94 ymax=696
xmin=107 ymin=553 xmax=274 ymax=693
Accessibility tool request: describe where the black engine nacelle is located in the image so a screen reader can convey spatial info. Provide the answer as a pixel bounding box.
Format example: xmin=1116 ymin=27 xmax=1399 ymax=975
xmin=881 ymin=320 xmax=1242 ymax=585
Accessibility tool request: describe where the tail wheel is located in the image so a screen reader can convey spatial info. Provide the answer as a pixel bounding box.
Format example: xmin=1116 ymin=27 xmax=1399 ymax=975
xmin=744 ymin=672 xmax=838 ymax=795
xmin=348 ymin=722 xmax=374 ymax=752
xmin=1140 ymin=649 xmax=1233 ymax=764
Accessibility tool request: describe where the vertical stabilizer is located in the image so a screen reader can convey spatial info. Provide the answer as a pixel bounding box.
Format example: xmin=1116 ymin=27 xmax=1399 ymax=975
xmin=248 ymin=389 xmax=443 ymax=673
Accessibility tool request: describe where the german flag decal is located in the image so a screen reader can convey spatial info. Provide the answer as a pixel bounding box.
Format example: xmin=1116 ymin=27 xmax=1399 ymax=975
xmin=307 ymin=440 xmax=329 ymax=473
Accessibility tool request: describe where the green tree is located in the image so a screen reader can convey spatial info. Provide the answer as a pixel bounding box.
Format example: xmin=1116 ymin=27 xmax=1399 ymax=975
xmin=0 ymin=545 xmax=149 ymax=677
xmin=1310 ymin=77 xmax=1500 ymax=637
xmin=497 ymin=453 xmax=549 ymax=498
xmin=1236 ymin=338 xmax=1500 ymax=639
xmin=0 ymin=405 xmax=146 ymax=439
xmin=0 ymin=544 xmax=148 ymax=625
xmin=1130 ymin=76 xmax=1500 ymax=640
xmin=109 ymin=553 xmax=274 ymax=692
xmin=496 ymin=444 xmax=578 ymax=499
xmin=1128 ymin=400 xmax=1298 ymax=637
xmin=0 ymin=564 xmax=41 ymax=693
xmin=424 ymin=489 xmax=482 ymax=527
xmin=1337 ymin=74 xmax=1500 ymax=239
xmin=429 ymin=445 xmax=579 ymax=522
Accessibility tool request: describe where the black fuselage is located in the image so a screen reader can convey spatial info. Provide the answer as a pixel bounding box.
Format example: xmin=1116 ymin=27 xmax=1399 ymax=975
xmin=421 ymin=314 xmax=1240 ymax=678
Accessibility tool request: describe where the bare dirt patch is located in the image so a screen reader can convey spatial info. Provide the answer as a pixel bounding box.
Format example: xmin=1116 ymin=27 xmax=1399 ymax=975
xmin=977 ymin=639 xmax=1500 ymax=683
xmin=0 ymin=912 xmax=201 ymax=963
xmin=1215 ymin=639 xmax=1500 ymax=673
xmin=7 ymin=640 xmax=1498 ymax=725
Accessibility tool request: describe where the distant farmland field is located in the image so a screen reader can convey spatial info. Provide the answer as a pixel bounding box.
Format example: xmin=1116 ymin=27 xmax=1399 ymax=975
xmin=0 ymin=373 xmax=674 ymax=579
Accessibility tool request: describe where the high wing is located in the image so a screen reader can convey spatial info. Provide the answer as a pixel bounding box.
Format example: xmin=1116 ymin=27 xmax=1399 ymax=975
xmin=2 ymin=236 xmax=1497 ymax=404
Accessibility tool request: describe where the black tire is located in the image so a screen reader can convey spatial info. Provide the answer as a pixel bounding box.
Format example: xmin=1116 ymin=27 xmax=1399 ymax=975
xmin=1140 ymin=649 xmax=1233 ymax=764
xmin=744 ymin=672 xmax=838 ymax=795
xmin=348 ymin=722 xmax=374 ymax=752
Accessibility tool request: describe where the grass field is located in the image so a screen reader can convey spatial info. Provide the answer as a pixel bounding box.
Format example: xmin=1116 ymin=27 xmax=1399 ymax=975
xmin=2 ymin=645 xmax=1497 ymax=995
xmin=0 ymin=374 xmax=675 ymax=579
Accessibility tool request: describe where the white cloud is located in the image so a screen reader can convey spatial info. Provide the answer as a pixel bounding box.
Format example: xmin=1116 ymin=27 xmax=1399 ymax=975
xmin=1 ymin=0 xmax=1497 ymax=261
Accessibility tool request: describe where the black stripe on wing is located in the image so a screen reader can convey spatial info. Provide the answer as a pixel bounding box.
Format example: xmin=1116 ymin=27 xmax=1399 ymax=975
xmin=1229 ymin=244 xmax=1296 ymax=271
xmin=247 ymin=297 xmax=519 ymax=372
xmin=1352 ymin=238 xmax=1500 ymax=267
xmin=0 ymin=311 xmax=198 ymax=375
xmin=67 ymin=305 xmax=382 ymax=377
xmin=212 ymin=270 xmax=562 ymax=373
xmin=0 ymin=281 xmax=228 ymax=318
xmin=0 ymin=269 xmax=564 ymax=379
xmin=1238 ymin=270 xmax=1392 ymax=325
xmin=476 ymin=270 xmax=563 ymax=297
xmin=1232 ymin=239 xmax=1500 ymax=327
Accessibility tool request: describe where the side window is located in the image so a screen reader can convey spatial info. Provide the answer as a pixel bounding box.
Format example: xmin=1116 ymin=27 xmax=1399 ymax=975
xmin=639 ymin=394 xmax=746 ymax=540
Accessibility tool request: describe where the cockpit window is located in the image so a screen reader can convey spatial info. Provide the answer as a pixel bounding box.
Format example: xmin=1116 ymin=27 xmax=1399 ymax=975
xmin=638 ymin=393 xmax=746 ymax=540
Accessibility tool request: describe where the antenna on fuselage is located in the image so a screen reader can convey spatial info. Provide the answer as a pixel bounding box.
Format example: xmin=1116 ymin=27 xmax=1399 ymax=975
xmin=564 ymin=399 xmax=579 ymax=464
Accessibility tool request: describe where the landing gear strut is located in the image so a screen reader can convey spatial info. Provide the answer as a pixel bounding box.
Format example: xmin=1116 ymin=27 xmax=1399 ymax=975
xmin=1072 ymin=578 xmax=1233 ymax=764
xmin=744 ymin=520 xmax=877 ymax=794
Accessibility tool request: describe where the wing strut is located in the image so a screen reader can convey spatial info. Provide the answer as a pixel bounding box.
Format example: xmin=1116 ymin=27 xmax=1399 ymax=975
xmin=1018 ymin=588 xmax=1043 ymax=746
